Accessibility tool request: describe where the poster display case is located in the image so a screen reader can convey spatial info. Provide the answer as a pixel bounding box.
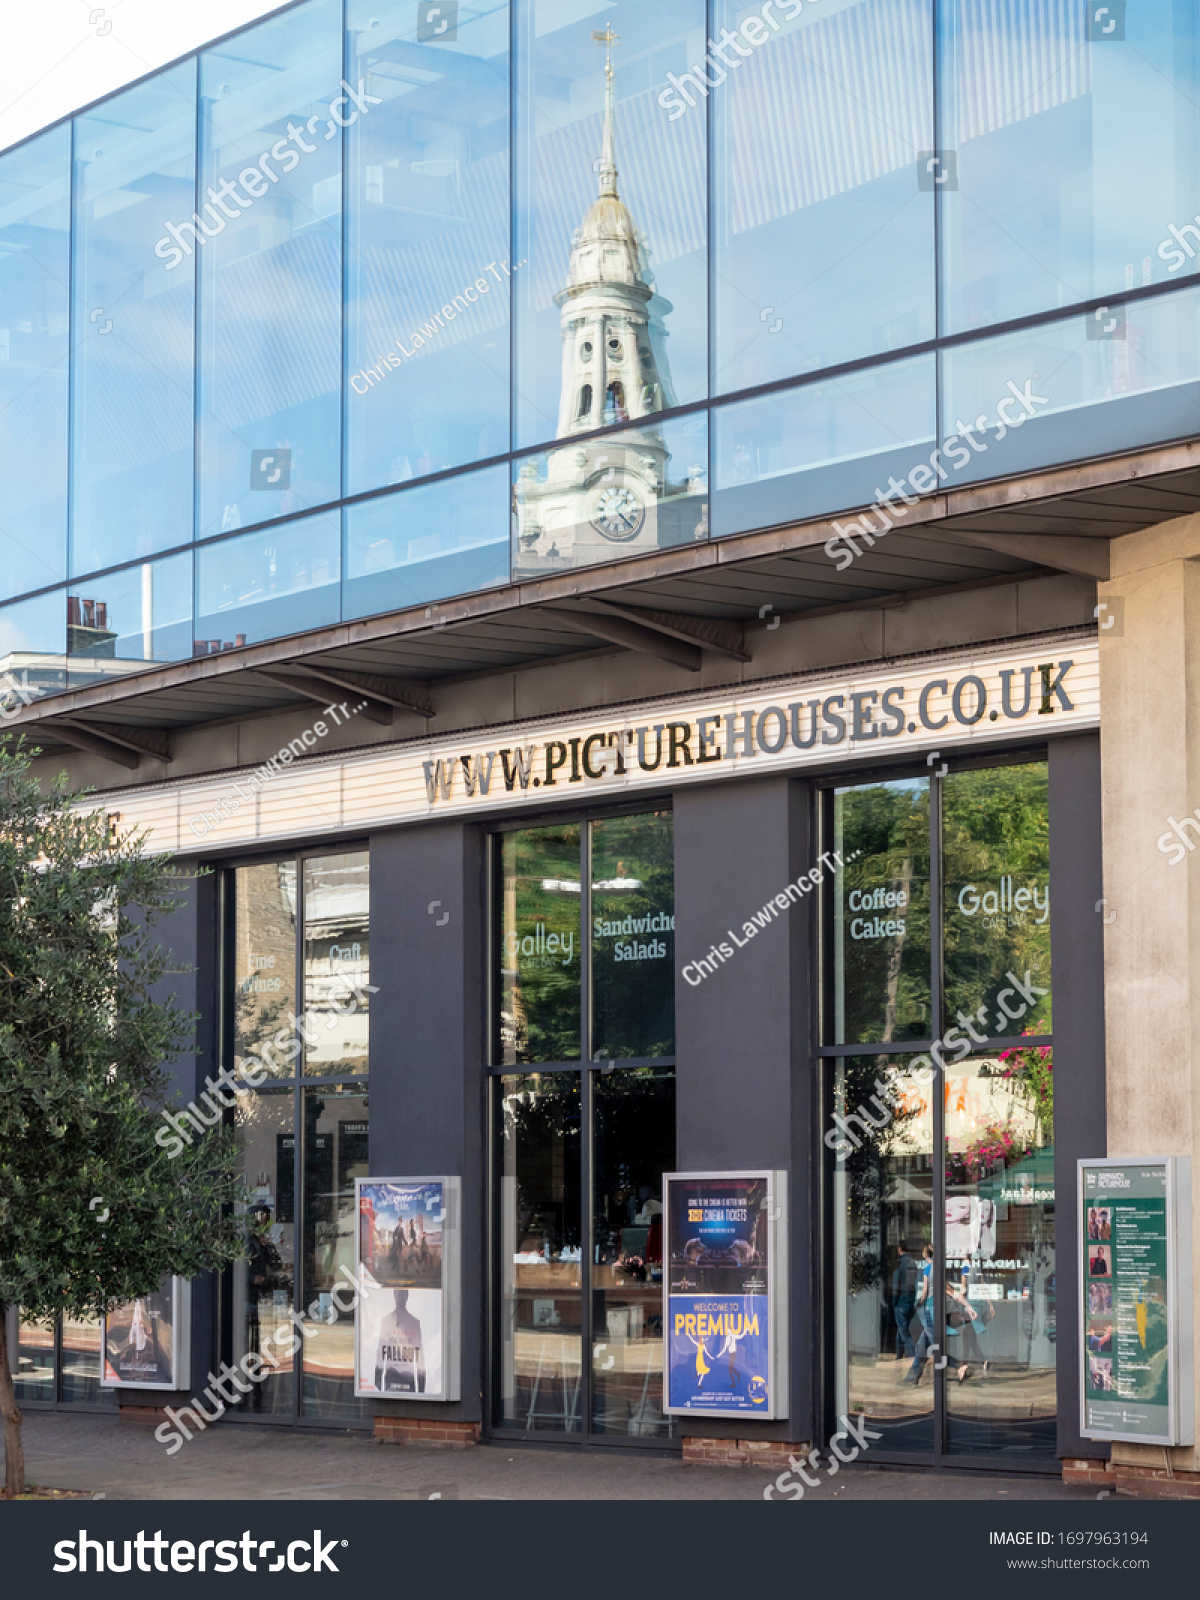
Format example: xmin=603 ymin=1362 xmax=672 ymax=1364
xmin=662 ymin=1170 xmax=787 ymax=1419
xmin=1078 ymin=1157 xmax=1194 ymax=1446
xmin=354 ymin=1177 xmax=461 ymax=1402
xmin=101 ymin=1276 xmax=191 ymax=1390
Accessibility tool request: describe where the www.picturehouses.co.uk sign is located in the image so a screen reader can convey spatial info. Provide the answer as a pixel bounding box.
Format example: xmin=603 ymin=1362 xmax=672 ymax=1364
xmin=94 ymin=638 xmax=1099 ymax=855
xmin=418 ymin=642 xmax=1098 ymax=810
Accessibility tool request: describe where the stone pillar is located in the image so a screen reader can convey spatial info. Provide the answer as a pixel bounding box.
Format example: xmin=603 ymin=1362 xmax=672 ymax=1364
xmin=1097 ymin=517 xmax=1200 ymax=1493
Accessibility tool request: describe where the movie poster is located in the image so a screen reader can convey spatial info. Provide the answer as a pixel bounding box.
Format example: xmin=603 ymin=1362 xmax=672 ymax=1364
xmin=355 ymin=1179 xmax=455 ymax=1401
xmin=664 ymin=1174 xmax=773 ymax=1414
xmin=102 ymin=1276 xmax=188 ymax=1389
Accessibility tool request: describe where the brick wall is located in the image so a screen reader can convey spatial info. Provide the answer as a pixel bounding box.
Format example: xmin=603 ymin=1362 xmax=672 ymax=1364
xmin=1063 ymin=1458 xmax=1200 ymax=1499
xmin=374 ymin=1416 xmax=479 ymax=1449
xmin=683 ymin=1436 xmax=811 ymax=1469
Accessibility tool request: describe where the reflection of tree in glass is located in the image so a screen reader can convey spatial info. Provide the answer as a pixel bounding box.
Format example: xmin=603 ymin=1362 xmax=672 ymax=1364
xmin=234 ymin=861 xmax=296 ymax=1075
xmin=501 ymin=1076 xmax=582 ymax=1252
xmin=591 ymin=812 xmax=674 ymax=1059
xmin=838 ymin=784 xmax=931 ymax=1044
xmin=942 ymin=765 xmax=1051 ymax=1035
xmin=500 ymin=826 xmax=582 ymax=1064
xmin=838 ymin=1056 xmax=926 ymax=1296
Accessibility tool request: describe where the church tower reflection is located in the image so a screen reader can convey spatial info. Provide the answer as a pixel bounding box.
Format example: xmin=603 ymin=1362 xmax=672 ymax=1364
xmin=515 ymin=28 xmax=706 ymax=574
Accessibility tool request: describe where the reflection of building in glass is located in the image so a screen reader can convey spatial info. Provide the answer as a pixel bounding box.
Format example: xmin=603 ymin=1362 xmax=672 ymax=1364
xmin=515 ymin=31 xmax=705 ymax=575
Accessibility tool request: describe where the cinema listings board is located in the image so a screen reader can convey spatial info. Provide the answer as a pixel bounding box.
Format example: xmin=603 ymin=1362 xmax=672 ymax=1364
xmin=1079 ymin=1158 xmax=1194 ymax=1446
xmin=354 ymin=1177 xmax=460 ymax=1402
xmin=663 ymin=1171 xmax=787 ymax=1420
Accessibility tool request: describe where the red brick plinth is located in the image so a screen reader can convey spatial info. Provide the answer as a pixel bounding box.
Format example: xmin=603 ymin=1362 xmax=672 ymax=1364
xmin=683 ymin=1436 xmax=811 ymax=1469
xmin=118 ymin=1405 xmax=169 ymax=1426
xmin=374 ymin=1416 xmax=479 ymax=1449
xmin=1063 ymin=1458 xmax=1200 ymax=1499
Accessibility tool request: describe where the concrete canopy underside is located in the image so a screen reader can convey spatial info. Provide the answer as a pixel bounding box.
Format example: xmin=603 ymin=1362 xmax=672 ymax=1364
xmin=13 ymin=443 xmax=1200 ymax=767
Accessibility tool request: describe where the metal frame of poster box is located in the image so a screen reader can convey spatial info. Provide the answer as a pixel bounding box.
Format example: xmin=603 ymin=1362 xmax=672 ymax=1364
xmin=353 ymin=1175 xmax=461 ymax=1402
xmin=1077 ymin=1156 xmax=1194 ymax=1447
xmin=100 ymin=1276 xmax=191 ymax=1390
xmin=661 ymin=1169 xmax=788 ymax=1421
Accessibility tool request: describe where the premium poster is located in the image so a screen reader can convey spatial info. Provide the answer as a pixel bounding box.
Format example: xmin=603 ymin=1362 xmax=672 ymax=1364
xmin=1079 ymin=1158 xmax=1194 ymax=1446
xmin=102 ymin=1276 xmax=190 ymax=1390
xmin=354 ymin=1177 xmax=460 ymax=1401
xmin=663 ymin=1171 xmax=786 ymax=1418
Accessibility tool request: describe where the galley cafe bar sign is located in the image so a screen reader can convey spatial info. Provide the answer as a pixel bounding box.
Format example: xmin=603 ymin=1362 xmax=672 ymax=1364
xmin=101 ymin=639 xmax=1098 ymax=855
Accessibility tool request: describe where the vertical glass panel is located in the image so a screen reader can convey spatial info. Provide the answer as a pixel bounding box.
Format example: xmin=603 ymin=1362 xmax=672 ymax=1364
xmin=304 ymin=851 xmax=370 ymax=1077
xmin=940 ymin=0 xmax=1200 ymax=334
xmin=592 ymin=1066 xmax=674 ymax=1437
xmin=944 ymin=1053 xmax=1056 ymax=1455
xmin=227 ymin=1087 xmax=296 ymax=1417
xmin=71 ymin=64 xmax=196 ymax=575
xmin=61 ymin=1313 xmax=112 ymax=1403
xmin=197 ymin=0 xmax=343 ymax=538
xmin=712 ymin=355 xmax=935 ymax=539
xmin=343 ymin=464 xmax=509 ymax=620
xmin=14 ymin=1311 xmax=54 ymax=1401
xmin=513 ymin=0 xmax=707 ymax=449
xmin=194 ymin=510 xmax=341 ymax=652
xmin=590 ymin=809 xmax=674 ymax=1060
xmin=233 ymin=861 xmax=298 ymax=1080
xmin=940 ymin=286 xmax=1200 ymax=486
xmin=833 ymin=1055 xmax=934 ymax=1453
xmin=300 ymin=1085 xmax=371 ymax=1421
xmin=0 ymin=125 xmax=70 ymax=600
xmin=0 ymin=589 xmax=67 ymax=705
xmin=496 ymin=1072 xmax=583 ymax=1433
xmin=830 ymin=779 xmax=932 ymax=1046
xmin=498 ymin=824 xmax=582 ymax=1064
xmin=513 ymin=412 xmax=707 ymax=580
xmin=713 ymin=0 xmax=934 ymax=393
xmin=66 ymin=552 xmax=193 ymax=689
xmin=942 ymin=763 xmax=1051 ymax=1038
xmin=346 ymin=0 xmax=510 ymax=494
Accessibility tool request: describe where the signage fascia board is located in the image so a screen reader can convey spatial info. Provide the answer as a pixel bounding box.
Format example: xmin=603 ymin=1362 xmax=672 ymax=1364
xmin=662 ymin=1168 xmax=787 ymax=1420
xmin=1078 ymin=1156 xmax=1194 ymax=1447
xmin=79 ymin=637 xmax=1099 ymax=856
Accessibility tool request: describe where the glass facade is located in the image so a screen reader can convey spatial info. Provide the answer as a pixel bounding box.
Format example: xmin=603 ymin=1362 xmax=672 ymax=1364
xmin=220 ymin=848 xmax=371 ymax=1425
xmin=826 ymin=759 xmax=1055 ymax=1463
xmin=4 ymin=0 xmax=1200 ymax=702
xmin=492 ymin=810 xmax=676 ymax=1441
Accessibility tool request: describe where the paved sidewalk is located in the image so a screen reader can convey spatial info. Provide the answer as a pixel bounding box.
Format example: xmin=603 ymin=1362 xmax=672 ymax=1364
xmin=19 ymin=1412 xmax=1099 ymax=1502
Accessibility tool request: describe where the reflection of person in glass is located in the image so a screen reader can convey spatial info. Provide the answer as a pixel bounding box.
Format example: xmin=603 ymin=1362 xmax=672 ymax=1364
xmin=944 ymin=1270 xmax=984 ymax=1383
xmin=246 ymin=1205 xmax=285 ymax=1410
xmin=374 ymin=1290 xmax=426 ymax=1393
xmin=891 ymin=1241 xmax=918 ymax=1363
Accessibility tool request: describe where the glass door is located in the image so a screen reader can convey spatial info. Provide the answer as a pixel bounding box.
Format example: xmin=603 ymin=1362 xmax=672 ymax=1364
xmin=489 ymin=812 xmax=676 ymax=1444
xmin=825 ymin=760 xmax=1056 ymax=1467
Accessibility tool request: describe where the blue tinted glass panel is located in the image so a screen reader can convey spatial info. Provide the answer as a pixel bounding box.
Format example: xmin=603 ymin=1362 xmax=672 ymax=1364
xmin=346 ymin=0 xmax=510 ymax=495
xmin=67 ymin=553 xmax=192 ymax=689
xmin=0 ymin=589 xmax=67 ymax=703
xmin=195 ymin=511 xmax=340 ymax=649
xmin=940 ymin=0 xmax=1200 ymax=334
xmin=940 ymin=286 xmax=1200 ymax=484
xmin=713 ymin=0 xmax=934 ymax=394
xmin=197 ymin=0 xmax=343 ymax=539
xmin=713 ymin=355 xmax=935 ymax=537
xmin=513 ymin=0 xmax=706 ymax=449
xmin=0 ymin=127 xmax=70 ymax=601
xmin=344 ymin=464 xmax=508 ymax=618
xmin=72 ymin=64 xmax=197 ymax=575
xmin=513 ymin=411 xmax=707 ymax=580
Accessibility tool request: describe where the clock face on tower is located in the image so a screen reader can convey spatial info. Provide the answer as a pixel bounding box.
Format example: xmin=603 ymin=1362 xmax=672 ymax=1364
xmin=590 ymin=483 xmax=645 ymax=540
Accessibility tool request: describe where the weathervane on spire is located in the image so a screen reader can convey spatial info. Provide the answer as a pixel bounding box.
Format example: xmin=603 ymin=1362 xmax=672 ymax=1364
xmin=592 ymin=25 xmax=620 ymax=198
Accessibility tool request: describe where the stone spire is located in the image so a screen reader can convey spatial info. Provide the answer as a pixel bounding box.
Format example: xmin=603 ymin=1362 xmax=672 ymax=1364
xmin=593 ymin=25 xmax=619 ymax=199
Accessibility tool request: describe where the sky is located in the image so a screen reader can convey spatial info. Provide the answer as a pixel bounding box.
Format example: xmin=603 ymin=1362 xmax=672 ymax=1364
xmin=0 ymin=0 xmax=291 ymax=153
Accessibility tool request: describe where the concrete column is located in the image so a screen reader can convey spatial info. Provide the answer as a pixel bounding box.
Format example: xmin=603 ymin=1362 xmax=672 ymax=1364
xmin=1098 ymin=516 xmax=1200 ymax=1477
